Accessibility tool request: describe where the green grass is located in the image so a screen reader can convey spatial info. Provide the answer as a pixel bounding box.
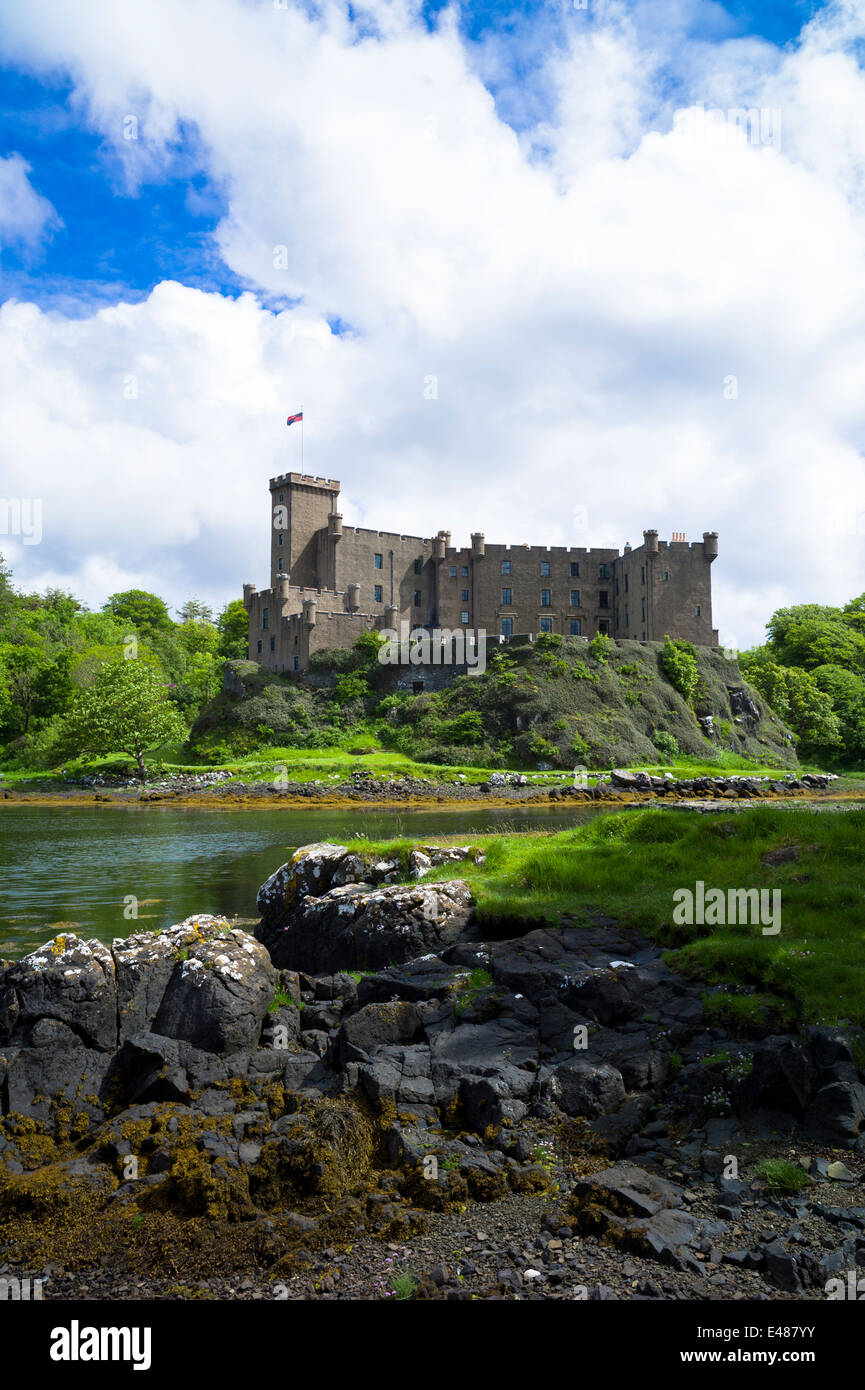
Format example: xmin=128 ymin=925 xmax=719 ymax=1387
xmin=0 ymin=743 xmax=599 ymax=790
xmin=5 ymin=741 xmax=853 ymax=793
xmin=755 ymin=1159 xmax=812 ymax=1194
xmin=355 ymin=805 xmax=865 ymax=1030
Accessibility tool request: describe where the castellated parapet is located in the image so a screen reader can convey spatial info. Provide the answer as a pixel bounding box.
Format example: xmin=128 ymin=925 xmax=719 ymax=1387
xmin=245 ymin=475 xmax=719 ymax=673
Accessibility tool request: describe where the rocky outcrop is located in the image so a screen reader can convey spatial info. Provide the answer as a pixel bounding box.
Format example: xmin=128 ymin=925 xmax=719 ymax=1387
xmin=1 ymin=841 xmax=863 ymax=1297
xmin=256 ymin=842 xmax=477 ymax=972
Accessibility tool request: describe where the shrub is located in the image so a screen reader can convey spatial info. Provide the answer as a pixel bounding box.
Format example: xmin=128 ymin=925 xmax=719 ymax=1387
xmin=651 ymin=729 xmax=679 ymax=761
xmin=588 ymin=632 xmax=611 ymax=663
xmin=659 ymin=636 xmax=699 ymax=703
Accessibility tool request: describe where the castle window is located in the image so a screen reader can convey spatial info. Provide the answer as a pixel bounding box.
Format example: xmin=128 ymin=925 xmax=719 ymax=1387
xmin=461 ymin=589 xmax=469 ymax=602
xmin=293 ymin=655 xmax=299 ymax=670
xmin=625 ymin=609 xmax=629 ymax=627
xmin=598 ymin=563 xmax=608 ymax=579
xmin=501 ymin=617 xmax=513 ymax=637
xmin=413 ymin=590 xmax=423 ymax=607
xmin=449 ymin=565 xmax=457 ymax=577
xmin=663 ymin=571 xmax=669 ymax=581
xmin=570 ymin=589 xmax=580 ymax=607
xmin=540 ymin=588 xmax=551 ymax=607
xmin=461 ymin=566 xmax=469 ymax=578
xmin=414 ymin=558 xmax=423 ymax=574
xmin=641 ymin=566 xmax=645 ymax=584
xmin=642 ymin=598 xmax=646 ymax=619
xmin=570 ymin=562 xmax=580 ymax=577
xmin=569 ymin=620 xmax=581 ymax=635
xmin=374 ymin=584 xmax=383 ymax=603
xmin=262 ymin=607 xmax=269 ymax=629
xmin=598 ymin=619 xmax=610 ymax=635
xmin=257 ymin=639 xmax=262 ymax=653
xmin=270 ymin=637 xmax=275 ymax=652
xmin=374 ymin=553 xmax=383 ymax=569
xmin=540 ymin=560 xmax=551 ymax=577
xmin=501 ymin=560 xmax=511 ymax=575
xmin=461 ymin=611 xmax=469 ymax=624
xmin=278 ymin=491 xmax=284 ymax=502
xmin=278 ymin=532 xmax=284 ymax=545
xmin=539 ymin=617 xmax=553 ymax=633
xmin=501 ymin=587 xmax=512 ymax=606
xmin=599 ymin=591 xmax=609 ymax=608
xmin=696 ymin=604 xmax=701 ymax=617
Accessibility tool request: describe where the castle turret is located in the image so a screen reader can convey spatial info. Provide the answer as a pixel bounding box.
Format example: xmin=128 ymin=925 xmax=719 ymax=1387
xmin=432 ymin=532 xmax=447 ymax=561
xmin=643 ymin=529 xmax=659 ymax=554
xmin=702 ymin=531 xmax=719 ymax=560
xmin=385 ymin=604 xmax=399 ymax=629
xmin=242 ymin=582 xmax=256 ymax=608
xmin=471 ymin=531 xmax=485 ymax=559
xmin=302 ymin=597 xmax=317 ymax=627
xmin=328 ymin=512 xmax=343 ymax=540
xmin=347 ymin=583 xmax=361 ymax=613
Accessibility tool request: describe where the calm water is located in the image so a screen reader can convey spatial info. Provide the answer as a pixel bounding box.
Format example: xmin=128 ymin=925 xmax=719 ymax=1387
xmin=0 ymin=802 xmax=601 ymax=959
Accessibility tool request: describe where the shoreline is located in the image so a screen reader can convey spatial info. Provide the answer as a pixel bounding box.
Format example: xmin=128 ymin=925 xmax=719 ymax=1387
xmin=0 ymin=787 xmax=862 ymax=812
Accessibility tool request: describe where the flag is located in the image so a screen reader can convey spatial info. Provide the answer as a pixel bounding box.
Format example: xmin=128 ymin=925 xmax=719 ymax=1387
xmin=286 ymin=412 xmax=303 ymax=427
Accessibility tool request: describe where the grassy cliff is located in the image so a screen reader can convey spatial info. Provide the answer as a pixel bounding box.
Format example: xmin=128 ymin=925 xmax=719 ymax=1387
xmin=189 ymin=636 xmax=795 ymax=773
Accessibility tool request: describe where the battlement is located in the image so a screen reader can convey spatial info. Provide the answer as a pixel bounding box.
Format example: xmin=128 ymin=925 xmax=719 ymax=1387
xmin=350 ymin=526 xmax=432 ymax=545
xmin=269 ymin=472 xmax=341 ymax=491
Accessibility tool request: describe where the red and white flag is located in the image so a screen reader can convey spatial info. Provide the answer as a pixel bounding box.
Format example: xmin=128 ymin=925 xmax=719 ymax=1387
xmin=286 ymin=411 xmax=303 ymax=427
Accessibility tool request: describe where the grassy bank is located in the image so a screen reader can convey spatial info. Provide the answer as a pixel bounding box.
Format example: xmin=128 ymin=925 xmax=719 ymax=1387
xmin=3 ymin=745 xmax=848 ymax=793
xmin=349 ymin=805 xmax=865 ymax=1031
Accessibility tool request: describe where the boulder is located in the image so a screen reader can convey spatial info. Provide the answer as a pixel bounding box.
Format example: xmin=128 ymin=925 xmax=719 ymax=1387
xmin=113 ymin=915 xmax=233 ymax=1042
xmin=152 ymin=930 xmax=277 ymax=1055
xmin=548 ymin=1059 xmax=626 ymax=1117
xmin=257 ymin=843 xmax=351 ymax=920
xmin=257 ymin=879 xmax=474 ymax=973
xmin=0 ymin=934 xmax=118 ymax=1051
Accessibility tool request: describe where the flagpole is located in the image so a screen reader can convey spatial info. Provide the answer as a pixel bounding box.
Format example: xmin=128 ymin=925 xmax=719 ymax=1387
xmin=301 ymin=406 xmax=304 ymax=471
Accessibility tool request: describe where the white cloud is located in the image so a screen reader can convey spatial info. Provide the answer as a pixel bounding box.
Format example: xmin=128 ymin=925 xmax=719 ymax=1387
xmin=0 ymin=0 xmax=864 ymax=642
xmin=0 ymin=153 xmax=60 ymax=250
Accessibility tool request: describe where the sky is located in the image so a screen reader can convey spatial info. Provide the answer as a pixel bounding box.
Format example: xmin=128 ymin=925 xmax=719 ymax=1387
xmin=0 ymin=0 xmax=863 ymax=648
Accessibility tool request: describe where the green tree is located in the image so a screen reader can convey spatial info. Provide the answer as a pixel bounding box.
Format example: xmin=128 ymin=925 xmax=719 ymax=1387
xmin=103 ymin=589 xmax=173 ymax=637
xmin=59 ymin=658 xmax=186 ymax=776
xmin=217 ymin=600 xmax=249 ymax=659
xmin=0 ymin=553 xmax=14 ymax=625
xmin=812 ymin=664 xmax=865 ymax=760
xmin=0 ymin=642 xmax=51 ymax=734
xmin=176 ymin=597 xmax=214 ymax=624
xmin=747 ymin=659 xmax=841 ymax=749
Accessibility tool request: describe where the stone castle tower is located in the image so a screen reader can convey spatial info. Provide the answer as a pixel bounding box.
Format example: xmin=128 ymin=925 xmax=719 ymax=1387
xmin=243 ymin=473 xmax=719 ymax=672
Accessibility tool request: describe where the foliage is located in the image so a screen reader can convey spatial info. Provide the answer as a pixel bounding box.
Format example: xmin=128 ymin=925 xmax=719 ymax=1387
xmin=652 ymin=729 xmax=679 ymax=761
xmin=58 ymin=658 xmax=187 ymax=774
xmin=740 ymin=595 xmax=865 ymax=765
xmin=658 ymin=635 xmax=699 ymax=703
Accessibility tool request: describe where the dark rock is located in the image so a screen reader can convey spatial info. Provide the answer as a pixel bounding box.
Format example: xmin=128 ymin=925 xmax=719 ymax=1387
xmin=548 ymin=1059 xmax=626 ymax=1118
xmin=152 ymin=930 xmax=277 ymax=1055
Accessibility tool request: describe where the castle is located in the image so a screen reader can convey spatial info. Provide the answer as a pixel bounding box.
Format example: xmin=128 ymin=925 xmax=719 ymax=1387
xmin=243 ymin=473 xmax=719 ymax=672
